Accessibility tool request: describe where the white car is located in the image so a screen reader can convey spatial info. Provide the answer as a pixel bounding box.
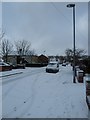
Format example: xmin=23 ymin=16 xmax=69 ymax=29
xmin=46 ymin=61 xmax=59 ymax=73
xmin=0 ymin=61 xmax=10 ymax=66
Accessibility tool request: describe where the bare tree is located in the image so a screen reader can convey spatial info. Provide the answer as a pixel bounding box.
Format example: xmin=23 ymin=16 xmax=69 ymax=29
xmin=65 ymin=48 xmax=73 ymax=62
xmin=28 ymin=49 xmax=36 ymax=56
xmin=0 ymin=31 xmax=5 ymax=41
xmin=15 ymin=39 xmax=31 ymax=55
xmin=65 ymin=48 xmax=86 ymax=63
xmin=75 ymin=48 xmax=86 ymax=58
xmin=2 ymin=39 xmax=13 ymax=62
xmin=0 ymin=30 xmax=5 ymax=56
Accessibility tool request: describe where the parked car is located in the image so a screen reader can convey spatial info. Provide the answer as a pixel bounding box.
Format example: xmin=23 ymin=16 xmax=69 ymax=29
xmin=0 ymin=61 xmax=12 ymax=71
xmin=0 ymin=61 xmax=11 ymax=66
xmin=62 ymin=62 xmax=67 ymax=66
xmin=46 ymin=61 xmax=59 ymax=73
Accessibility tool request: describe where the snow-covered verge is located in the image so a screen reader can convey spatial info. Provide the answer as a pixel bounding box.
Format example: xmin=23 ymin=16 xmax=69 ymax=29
xmin=1 ymin=65 xmax=89 ymax=118
xmin=0 ymin=69 xmax=24 ymax=77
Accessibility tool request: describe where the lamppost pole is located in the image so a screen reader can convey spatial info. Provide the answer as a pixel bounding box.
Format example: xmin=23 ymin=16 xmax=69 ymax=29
xmin=73 ymin=5 xmax=76 ymax=83
xmin=67 ymin=4 xmax=76 ymax=83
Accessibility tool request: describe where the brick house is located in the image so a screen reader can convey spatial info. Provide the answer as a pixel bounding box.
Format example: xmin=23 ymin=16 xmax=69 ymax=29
xmin=38 ymin=54 xmax=48 ymax=64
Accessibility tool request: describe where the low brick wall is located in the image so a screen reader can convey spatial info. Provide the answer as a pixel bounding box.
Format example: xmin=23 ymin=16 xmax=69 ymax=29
xmin=0 ymin=66 xmax=12 ymax=72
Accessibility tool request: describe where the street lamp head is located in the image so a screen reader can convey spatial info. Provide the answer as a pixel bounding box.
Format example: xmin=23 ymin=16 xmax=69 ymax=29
xmin=67 ymin=4 xmax=75 ymax=8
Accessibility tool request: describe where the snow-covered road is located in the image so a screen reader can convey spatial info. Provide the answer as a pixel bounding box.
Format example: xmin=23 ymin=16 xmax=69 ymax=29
xmin=2 ymin=65 xmax=88 ymax=118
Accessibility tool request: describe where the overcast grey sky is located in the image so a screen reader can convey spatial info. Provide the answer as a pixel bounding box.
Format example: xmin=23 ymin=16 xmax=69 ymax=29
xmin=2 ymin=2 xmax=88 ymax=56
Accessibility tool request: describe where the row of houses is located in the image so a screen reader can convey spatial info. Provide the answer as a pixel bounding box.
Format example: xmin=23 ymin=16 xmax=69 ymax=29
xmin=2 ymin=54 xmax=49 ymax=65
xmin=2 ymin=54 xmax=65 ymax=66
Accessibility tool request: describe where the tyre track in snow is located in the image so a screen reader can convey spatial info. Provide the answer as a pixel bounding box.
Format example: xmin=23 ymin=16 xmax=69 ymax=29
xmin=3 ymin=73 xmax=40 ymax=118
xmin=9 ymin=68 xmax=63 ymax=118
xmin=18 ymin=74 xmax=39 ymax=118
xmin=2 ymin=68 xmax=45 ymax=100
xmin=3 ymin=75 xmax=38 ymax=119
xmin=3 ymin=66 xmax=73 ymax=118
xmin=20 ymin=66 xmax=65 ymax=118
xmin=2 ymin=68 xmax=45 ymax=118
xmin=2 ymin=68 xmax=45 ymax=85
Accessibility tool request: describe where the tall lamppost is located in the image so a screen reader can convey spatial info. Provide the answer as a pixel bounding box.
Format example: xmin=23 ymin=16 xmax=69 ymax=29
xmin=67 ymin=4 xmax=76 ymax=83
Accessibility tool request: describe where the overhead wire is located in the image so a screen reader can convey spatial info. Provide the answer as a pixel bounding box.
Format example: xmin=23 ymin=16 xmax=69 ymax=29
xmin=49 ymin=1 xmax=87 ymax=41
xmin=50 ymin=2 xmax=72 ymax=24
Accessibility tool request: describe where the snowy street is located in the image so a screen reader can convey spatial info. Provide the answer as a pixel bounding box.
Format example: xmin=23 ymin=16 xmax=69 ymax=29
xmin=1 ymin=65 xmax=88 ymax=118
